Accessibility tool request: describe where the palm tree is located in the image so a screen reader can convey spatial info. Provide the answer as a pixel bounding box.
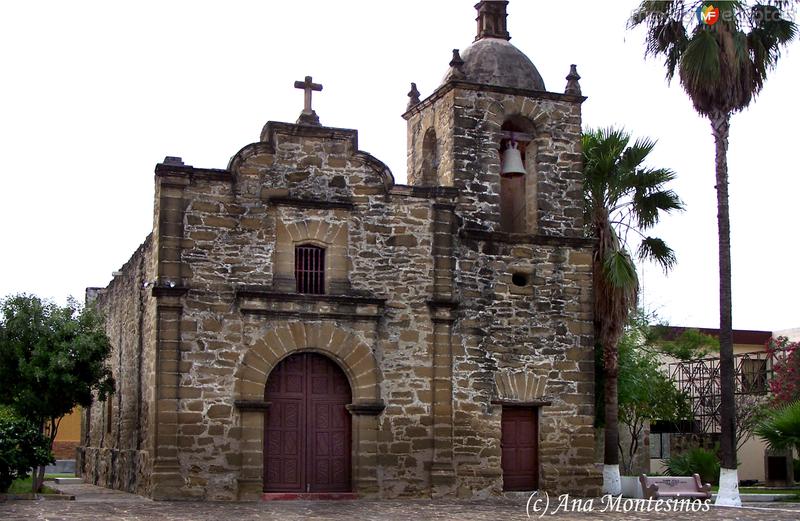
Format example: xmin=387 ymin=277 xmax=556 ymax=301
xmin=629 ymin=0 xmax=797 ymax=505
xmin=583 ymin=128 xmax=683 ymax=494
xmin=755 ymin=400 xmax=800 ymax=455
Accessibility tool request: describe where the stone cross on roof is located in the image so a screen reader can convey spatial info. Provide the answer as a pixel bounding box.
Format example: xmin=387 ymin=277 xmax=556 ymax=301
xmin=294 ymin=75 xmax=323 ymax=126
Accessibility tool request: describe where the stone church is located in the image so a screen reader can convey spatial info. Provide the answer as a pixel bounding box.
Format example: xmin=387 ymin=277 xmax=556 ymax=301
xmin=80 ymin=1 xmax=600 ymax=500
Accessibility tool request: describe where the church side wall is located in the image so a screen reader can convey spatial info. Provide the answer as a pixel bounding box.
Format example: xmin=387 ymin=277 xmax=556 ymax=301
xmin=80 ymin=235 xmax=155 ymax=496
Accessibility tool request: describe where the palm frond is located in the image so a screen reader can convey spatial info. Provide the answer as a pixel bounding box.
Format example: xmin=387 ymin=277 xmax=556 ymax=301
xmin=633 ymin=189 xmax=685 ymax=229
xmin=603 ymin=249 xmax=639 ymax=290
xmin=680 ymin=27 xmax=722 ymax=91
xmin=637 ymin=237 xmax=678 ymax=272
xmin=754 ymin=400 xmax=800 ymax=454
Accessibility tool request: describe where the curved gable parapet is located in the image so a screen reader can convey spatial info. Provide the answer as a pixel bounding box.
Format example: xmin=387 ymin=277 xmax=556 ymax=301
xmin=227 ymin=141 xmax=275 ymax=173
xmin=227 ymin=120 xmax=394 ymax=196
xmin=352 ymin=150 xmax=395 ymax=193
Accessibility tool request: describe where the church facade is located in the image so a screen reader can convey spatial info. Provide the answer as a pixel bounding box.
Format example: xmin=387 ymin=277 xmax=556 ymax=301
xmin=80 ymin=1 xmax=600 ymax=500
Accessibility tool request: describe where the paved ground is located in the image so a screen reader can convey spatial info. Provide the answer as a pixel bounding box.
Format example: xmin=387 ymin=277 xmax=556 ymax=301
xmin=1 ymin=483 xmax=799 ymax=520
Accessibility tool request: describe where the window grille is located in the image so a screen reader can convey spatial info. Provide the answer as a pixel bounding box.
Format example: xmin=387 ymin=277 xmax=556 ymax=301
xmin=295 ymin=244 xmax=325 ymax=294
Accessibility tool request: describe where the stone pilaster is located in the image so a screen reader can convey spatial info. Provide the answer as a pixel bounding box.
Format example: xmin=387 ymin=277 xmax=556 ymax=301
xmin=427 ymin=201 xmax=458 ymax=496
xmin=150 ymin=167 xmax=191 ymax=499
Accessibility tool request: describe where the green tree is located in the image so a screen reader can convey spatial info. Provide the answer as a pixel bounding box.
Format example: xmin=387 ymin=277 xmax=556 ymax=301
xmin=617 ymin=321 xmax=692 ymax=474
xmin=0 ymin=406 xmax=53 ymax=493
xmin=583 ymin=128 xmax=684 ymax=493
xmin=0 ymin=294 xmax=114 ymax=493
xmin=652 ymin=327 xmax=719 ymax=360
xmin=629 ymin=1 xmax=797 ymax=504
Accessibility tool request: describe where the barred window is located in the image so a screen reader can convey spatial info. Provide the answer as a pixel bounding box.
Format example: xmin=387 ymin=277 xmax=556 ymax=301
xmin=295 ymin=244 xmax=325 ymax=294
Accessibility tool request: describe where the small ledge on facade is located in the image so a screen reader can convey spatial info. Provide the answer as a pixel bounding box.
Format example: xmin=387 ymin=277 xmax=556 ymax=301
xmin=234 ymin=400 xmax=271 ymax=411
xmin=151 ymin=284 xmax=189 ymax=297
xmin=390 ymin=185 xmax=460 ymax=200
xmin=490 ymin=399 xmax=553 ymax=407
xmin=459 ymin=228 xmax=595 ymax=248
xmin=427 ymin=299 xmax=458 ymax=324
xmin=236 ymin=287 xmax=386 ymax=322
xmin=346 ymin=402 xmax=385 ymax=416
xmin=427 ymin=298 xmax=459 ymax=310
xmin=265 ymin=196 xmax=355 ymax=211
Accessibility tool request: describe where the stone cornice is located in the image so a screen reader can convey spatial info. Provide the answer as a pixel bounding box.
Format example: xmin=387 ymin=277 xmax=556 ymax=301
xmin=403 ymin=80 xmax=587 ymax=119
xmin=235 ymin=287 xmax=386 ymax=306
xmin=236 ymin=287 xmax=385 ymax=323
xmin=154 ymin=163 xmax=232 ymax=182
xmin=459 ymin=228 xmax=596 ymax=248
xmin=388 ymin=185 xmax=460 ymax=200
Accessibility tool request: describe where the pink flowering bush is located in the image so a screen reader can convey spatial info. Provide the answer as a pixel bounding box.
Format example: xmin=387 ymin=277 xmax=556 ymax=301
xmin=767 ymin=336 xmax=800 ymax=404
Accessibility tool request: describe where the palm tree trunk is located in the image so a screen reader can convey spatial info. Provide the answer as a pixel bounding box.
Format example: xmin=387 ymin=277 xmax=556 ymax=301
xmin=604 ymin=361 xmax=619 ymax=466
xmin=603 ymin=349 xmax=621 ymax=494
xmin=711 ymin=110 xmax=740 ymax=506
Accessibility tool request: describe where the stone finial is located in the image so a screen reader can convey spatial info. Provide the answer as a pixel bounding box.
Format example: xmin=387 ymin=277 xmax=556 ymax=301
xmin=449 ymin=49 xmax=465 ymax=68
xmin=407 ymin=82 xmax=421 ymax=110
xmin=448 ymin=49 xmax=465 ymax=80
xmin=564 ymin=64 xmax=582 ymax=96
xmin=294 ymin=75 xmax=323 ymax=125
xmin=475 ymin=0 xmax=511 ymax=42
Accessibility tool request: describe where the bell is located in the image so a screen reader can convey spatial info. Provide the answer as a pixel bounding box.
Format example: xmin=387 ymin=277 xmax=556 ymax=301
xmin=501 ymin=141 xmax=526 ymax=177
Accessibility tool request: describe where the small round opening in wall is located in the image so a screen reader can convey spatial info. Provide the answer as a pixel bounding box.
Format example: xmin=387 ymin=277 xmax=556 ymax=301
xmin=511 ymin=272 xmax=529 ymax=287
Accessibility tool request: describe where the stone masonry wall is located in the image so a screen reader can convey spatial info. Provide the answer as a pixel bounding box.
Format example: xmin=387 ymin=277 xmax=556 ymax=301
xmin=147 ymin=123 xmax=451 ymax=499
xmin=81 ymin=235 xmax=155 ymax=496
xmin=404 ymin=83 xmax=599 ymax=496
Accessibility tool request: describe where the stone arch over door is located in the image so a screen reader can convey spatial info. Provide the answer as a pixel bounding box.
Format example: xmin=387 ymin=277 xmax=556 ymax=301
xmin=493 ymin=370 xmax=550 ymax=492
xmin=234 ymin=322 xmax=383 ymax=499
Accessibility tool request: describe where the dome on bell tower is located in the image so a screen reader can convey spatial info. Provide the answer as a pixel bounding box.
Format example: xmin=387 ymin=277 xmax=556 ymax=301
xmin=442 ymin=1 xmax=546 ymax=91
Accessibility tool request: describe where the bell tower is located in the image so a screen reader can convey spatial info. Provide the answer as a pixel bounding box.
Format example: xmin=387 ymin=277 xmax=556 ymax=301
xmin=403 ymin=0 xmax=585 ymax=237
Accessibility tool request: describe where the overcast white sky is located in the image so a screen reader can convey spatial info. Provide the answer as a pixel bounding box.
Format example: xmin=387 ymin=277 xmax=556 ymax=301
xmin=1 ymin=1 xmax=798 ymax=331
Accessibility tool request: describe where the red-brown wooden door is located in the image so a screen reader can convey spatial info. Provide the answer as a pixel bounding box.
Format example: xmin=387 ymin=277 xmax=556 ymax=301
xmin=501 ymin=406 xmax=539 ymax=490
xmin=264 ymin=353 xmax=352 ymax=492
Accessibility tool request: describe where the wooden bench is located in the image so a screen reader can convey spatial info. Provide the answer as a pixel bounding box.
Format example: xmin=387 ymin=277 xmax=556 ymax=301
xmin=639 ymin=474 xmax=712 ymax=500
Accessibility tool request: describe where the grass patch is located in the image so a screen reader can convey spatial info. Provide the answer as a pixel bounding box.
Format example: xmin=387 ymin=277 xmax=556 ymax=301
xmin=43 ymin=473 xmax=74 ymax=479
xmin=7 ymin=475 xmax=61 ymax=494
xmin=710 ymin=486 xmax=800 ymax=493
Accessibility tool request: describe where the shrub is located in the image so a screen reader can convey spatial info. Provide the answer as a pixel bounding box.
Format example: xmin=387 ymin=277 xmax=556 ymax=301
xmin=665 ymin=447 xmax=720 ymax=485
xmin=0 ymin=407 xmax=54 ymax=493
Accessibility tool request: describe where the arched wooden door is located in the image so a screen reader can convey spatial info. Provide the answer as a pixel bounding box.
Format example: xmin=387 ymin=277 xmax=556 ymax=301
xmin=264 ymin=352 xmax=352 ymax=492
